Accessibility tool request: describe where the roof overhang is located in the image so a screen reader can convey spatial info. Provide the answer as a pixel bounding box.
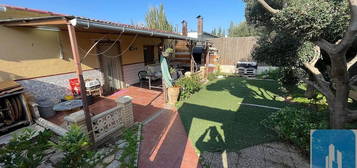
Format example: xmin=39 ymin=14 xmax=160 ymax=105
xmin=72 ymin=17 xmax=201 ymax=41
xmin=0 ymin=16 xmax=69 ymax=26
xmin=0 ymin=16 xmax=204 ymax=42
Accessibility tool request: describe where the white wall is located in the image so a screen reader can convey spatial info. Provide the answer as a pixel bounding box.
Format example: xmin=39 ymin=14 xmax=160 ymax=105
xmin=187 ymin=32 xmax=198 ymax=38
xmin=256 ymin=66 xmax=278 ymax=74
xmin=123 ymin=63 xmax=145 ymax=85
xmin=220 ymin=65 xmax=235 ymax=74
xmin=219 ymin=65 xmax=277 ymax=74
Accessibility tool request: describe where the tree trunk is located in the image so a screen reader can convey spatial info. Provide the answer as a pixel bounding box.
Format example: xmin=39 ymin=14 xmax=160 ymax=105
xmin=305 ymin=83 xmax=317 ymax=99
xmin=329 ymin=53 xmax=349 ymax=128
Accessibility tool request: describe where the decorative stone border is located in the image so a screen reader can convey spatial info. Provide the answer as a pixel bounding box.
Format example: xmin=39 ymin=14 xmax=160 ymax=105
xmin=134 ymin=122 xmax=142 ymax=168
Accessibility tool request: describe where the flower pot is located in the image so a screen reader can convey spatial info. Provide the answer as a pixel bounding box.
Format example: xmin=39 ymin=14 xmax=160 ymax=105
xmin=168 ymin=86 xmax=180 ymax=105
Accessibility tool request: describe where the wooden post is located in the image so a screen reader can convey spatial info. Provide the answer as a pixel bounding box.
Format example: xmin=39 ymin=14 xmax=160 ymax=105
xmin=189 ymin=41 xmax=194 ymax=73
xmin=205 ymin=43 xmax=210 ymax=77
xmin=67 ymin=23 xmax=95 ymax=144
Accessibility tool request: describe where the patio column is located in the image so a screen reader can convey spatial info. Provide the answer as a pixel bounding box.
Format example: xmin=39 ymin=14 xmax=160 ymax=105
xmin=67 ymin=23 xmax=95 ymax=143
xmin=189 ymin=41 xmax=194 ymax=73
xmin=205 ymin=43 xmax=210 ymax=77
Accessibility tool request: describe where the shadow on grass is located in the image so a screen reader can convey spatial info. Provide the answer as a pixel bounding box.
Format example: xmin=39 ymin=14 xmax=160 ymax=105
xmin=180 ymin=102 xmax=278 ymax=153
xmin=206 ymin=77 xmax=290 ymax=108
xmin=178 ymin=77 xmax=303 ymax=154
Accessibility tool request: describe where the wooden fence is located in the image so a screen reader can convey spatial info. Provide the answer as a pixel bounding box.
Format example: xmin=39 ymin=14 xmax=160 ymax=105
xmin=209 ymin=37 xmax=258 ymax=65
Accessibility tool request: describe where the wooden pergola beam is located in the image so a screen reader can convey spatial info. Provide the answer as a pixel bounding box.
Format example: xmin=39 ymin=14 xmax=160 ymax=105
xmin=67 ymin=23 xmax=95 ymax=143
xmin=189 ymin=41 xmax=194 ymax=73
xmin=205 ymin=42 xmax=210 ymax=78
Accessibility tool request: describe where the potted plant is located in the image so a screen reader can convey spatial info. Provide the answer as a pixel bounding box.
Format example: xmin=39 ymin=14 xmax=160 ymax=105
xmin=167 ymin=84 xmax=180 ymax=105
xmin=162 ymin=47 xmax=174 ymax=55
xmin=169 ymin=67 xmax=178 ymax=80
xmin=162 ymin=47 xmax=180 ymax=105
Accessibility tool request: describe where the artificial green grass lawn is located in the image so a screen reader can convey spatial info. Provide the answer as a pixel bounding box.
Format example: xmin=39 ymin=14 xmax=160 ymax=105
xmin=177 ymin=77 xmax=293 ymax=153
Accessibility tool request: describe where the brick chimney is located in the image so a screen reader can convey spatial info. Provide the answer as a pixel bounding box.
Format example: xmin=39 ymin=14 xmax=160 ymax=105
xmin=197 ymin=15 xmax=203 ymax=38
xmin=181 ymin=20 xmax=188 ymax=36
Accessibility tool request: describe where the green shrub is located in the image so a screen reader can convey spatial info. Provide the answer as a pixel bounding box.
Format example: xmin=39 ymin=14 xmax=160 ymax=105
xmin=261 ymin=107 xmax=328 ymax=152
xmin=0 ymin=129 xmax=53 ymax=168
xmin=258 ymin=68 xmax=280 ymax=80
xmin=175 ymin=75 xmax=202 ymax=100
xmin=119 ymin=128 xmax=139 ymax=168
xmin=258 ymin=68 xmax=299 ymax=86
xmin=53 ymin=125 xmax=95 ymax=168
xmin=279 ymin=68 xmax=300 ymax=86
xmin=207 ymin=73 xmax=217 ymax=81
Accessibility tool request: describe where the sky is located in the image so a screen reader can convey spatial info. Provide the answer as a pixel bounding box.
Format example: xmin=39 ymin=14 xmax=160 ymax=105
xmin=0 ymin=0 xmax=246 ymax=33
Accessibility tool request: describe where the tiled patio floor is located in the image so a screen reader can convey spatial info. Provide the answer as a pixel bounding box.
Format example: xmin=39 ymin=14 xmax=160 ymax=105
xmin=47 ymin=86 xmax=200 ymax=168
xmin=48 ymin=86 xmax=165 ymax=126
xmin=139 ymin=109 xmax=201 ymax=168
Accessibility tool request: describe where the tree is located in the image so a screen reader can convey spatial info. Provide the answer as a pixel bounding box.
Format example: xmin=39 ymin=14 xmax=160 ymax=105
xmin=211 ymin=28 xmax=217 ymax=36
xmin=218 ymin=27 xmax=223 ymax=37
xmin=245 ymin=0 xmax=357 ymax=128
xmin=211 ymin=27 xmax=225 ymax=37
xmin=228 ymin=21 xmax=261 ymax=37
xmin=145 ymin=4 xmax=173 ymax=32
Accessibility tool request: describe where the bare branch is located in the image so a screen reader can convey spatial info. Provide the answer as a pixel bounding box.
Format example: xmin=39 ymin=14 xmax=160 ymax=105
xmin=302 ymin=78 xmax=333 ymax=98
xmin=302 ymin=46 xmax=334 ymax=98
xmin=314 ymin=39 xmax=334 ymax=53
xmin=346 ymin=108 xmax=357 ymax=113
xmin=257 ymin=0 xmax=280 ymax=14
xmin=310 ymin=46 xmax=321 ymax=66
xmin=303 ymin=46 xmax=329 ymax=86
xmin=303 ymin=64 xmax=332 ymax=95
xmin=346 ymin=113 xmax=357 ymax=122
xmin=314 ymin=1 xmax=357 ymax=56
xmin=346 ymin=108 xmax=357 ymax=122
xmin=323 ymin=1 xmax=357 ymax=56
xmin=350 ymin=75 xmax=357 ymax=85
xmin=304 ymin=63 xmax=320 ymax=75
xmin=302 ymin=79 xmax=325 ymax=95
xmin=347 ymin=54 xmax=357 ymax=70
xmin=334 ymin=31 xmax=357 ymax=55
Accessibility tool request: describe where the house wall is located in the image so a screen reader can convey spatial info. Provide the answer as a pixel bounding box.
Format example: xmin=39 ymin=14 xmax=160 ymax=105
xmin=0 ymin=25 xmax=161 ymax=101
xmin=0 ymin=6 xmax=164 ymax=103
xmin=0 ymin=26 xmax=161 ymax=80
xmin=0 ymin=26 xmax=98 ymax=81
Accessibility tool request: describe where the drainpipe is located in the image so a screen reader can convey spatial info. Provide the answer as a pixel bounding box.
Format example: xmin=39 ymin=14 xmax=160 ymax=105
xmin=67 ymin=21 xmax=95 ymax=144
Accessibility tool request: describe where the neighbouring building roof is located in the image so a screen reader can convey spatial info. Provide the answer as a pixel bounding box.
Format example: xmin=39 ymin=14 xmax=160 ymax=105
xmin=0 ymin=4 xmax=202 ymax=41
xmin=187 ymin=31 xmax=219 ymax=39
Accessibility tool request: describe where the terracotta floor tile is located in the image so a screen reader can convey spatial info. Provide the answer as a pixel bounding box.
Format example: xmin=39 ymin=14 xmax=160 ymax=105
xmin=139 ymin=110 xmax=201 ymax=168
xmin=47 ymin=86 xmax=165 ymax=126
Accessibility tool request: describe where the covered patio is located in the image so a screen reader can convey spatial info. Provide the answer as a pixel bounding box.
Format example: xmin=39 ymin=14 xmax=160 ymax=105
xmin=48 ymin=86 xmax=166 ymax=127
xmin=0 ymin=15 xmax=201 ymax=143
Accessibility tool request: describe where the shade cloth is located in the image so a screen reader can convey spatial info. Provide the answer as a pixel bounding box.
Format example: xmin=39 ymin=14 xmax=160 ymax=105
xmin=160 ymin=55 xmax=173 ymax=87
